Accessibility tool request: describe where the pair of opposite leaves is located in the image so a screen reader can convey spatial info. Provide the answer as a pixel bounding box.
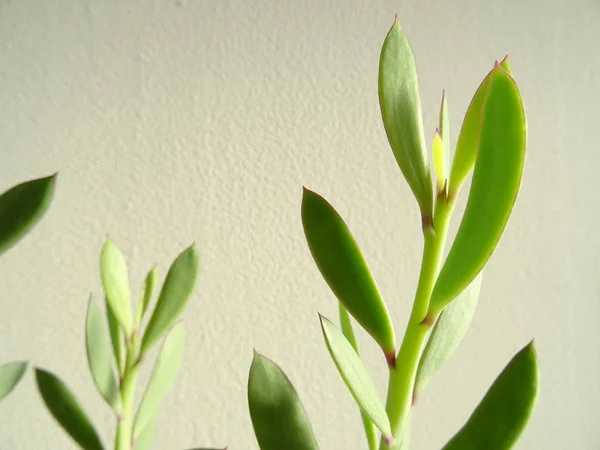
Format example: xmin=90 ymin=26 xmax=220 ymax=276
xmin=249 ymin=18 xmax=536 ymax=450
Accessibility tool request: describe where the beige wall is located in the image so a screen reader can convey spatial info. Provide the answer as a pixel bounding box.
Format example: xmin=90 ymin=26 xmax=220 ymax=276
xmin=1 ymin=0 xmax=598 ymax=448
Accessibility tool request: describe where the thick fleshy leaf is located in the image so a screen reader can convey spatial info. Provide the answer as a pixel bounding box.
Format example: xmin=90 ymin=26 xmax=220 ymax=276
xmin=339 ymin=305 xmax=378 ymax=450
xmin=248 ymin=352 xmax=319 ymax=450
xmin=415 ymin=274 xmax=482 ymax=396
xmin=105 ymin=296 xmax=123 ymax=375
xmin=85 ymin=297 xmax=121 ymax=410
xmin=429 ymin=64 xmax=526 ymax=313
xmin=301 ymin=188 xmax=395 ymax=359
xmin=320 ymin=315 xmax=392 ymax=441
xmin=134 ymin=323 xmax=186 ymax=438
xmin=140 ymin=245 xmax=198 ymax=355
xmin=378 ymin=18 xmax=433 ymax=218
xmin=0 ymin=361 xmax=28 ymax=402
xmin=100 ymin=239 xmax=133 ymax=334
xmin=442 ymin=341 xmax=539 ymax=450
xmin=134 ymin=415 xmax=156 ymax=450
xmin=136 ymin=266 xmax=158 ymax=325
xmin=448 ymin=57 xmax=512 ymax=195
xmin=35 ymin=368 xmax=104 ymax=450
xmin=0 ymin=174 xmax=56 ymax=256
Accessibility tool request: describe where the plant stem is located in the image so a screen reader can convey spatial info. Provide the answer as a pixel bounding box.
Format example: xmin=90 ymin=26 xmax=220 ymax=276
xmin=115 ymin=333 xmax=140 ymax=450
xmin=380 ymin=195 xmax=455 ymax=449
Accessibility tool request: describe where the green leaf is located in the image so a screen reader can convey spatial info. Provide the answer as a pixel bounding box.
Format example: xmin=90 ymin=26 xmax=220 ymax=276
xmin=136 ymin=266 xmax=158 ymax=326
xmin=339 ymin=305 xmax=378 ymax=450
xmin=85 ymin=297 xmax=121 ymax=410
xmin=134 ymin=323 xmax=186 ymax=438
xmin=105 ymin=296 xmax=123 ymax=375
xmin=429 ymin=64 xmax=526 ymax=313
xmin=0 ymin=174 xmax=56 ymax=256
xmin=35 ymin=368 xmax=104 ymax=450
xmin=0 ymin=361 xmax=28 ymax=402
xmin=301 ymin=188 xmax=395 ymax=359
xmin=134 ymin=415 xmax=156 ymax=450
xmin=100 ymin=239 xmax=133 ymax=334
xmin=432 ymin=130 xmax=445 ymax=193
xmin=442 ymin=341 xmax=539 ymax=450
xmin=378 ymin=18 xmax=433 ymax=218
xmin=140 ymin=245 xmax=198 ymax=355
xmin=248 ymin=352 xmax=319 ymax=450
xmin=320 ymin=315 xmax=392 ymax=441
xmin=439 ymin=90 xmax=450 ymax=186
xmin=448 ymin=57 xmax=512 ymax=195
xmin=415 ymin=274 xmax=482 ymax=397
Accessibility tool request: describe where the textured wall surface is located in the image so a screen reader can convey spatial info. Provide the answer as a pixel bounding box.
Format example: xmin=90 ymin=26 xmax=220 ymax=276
xmin=1 ymin=0 xmax=598 ymax=449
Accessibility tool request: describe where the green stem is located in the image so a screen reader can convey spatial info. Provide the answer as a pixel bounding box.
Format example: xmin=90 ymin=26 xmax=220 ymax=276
xmin=115 ymin=333 xmax=140 ymax=450
xmin=380 ymin=195 xmax=455 ymax=449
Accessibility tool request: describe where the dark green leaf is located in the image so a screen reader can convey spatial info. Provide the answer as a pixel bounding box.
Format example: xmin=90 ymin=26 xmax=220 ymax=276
xmin=301 ymin=188 xmax=395 ymax=358
xmin=140 ymin=245 xmax=198 ymax=355
xmin=379 ymin=18 xmax=433 ymax=217
xmin=0 ymin=361 xmax=28 ymax=402
xmin=248 ymin=352 xmax=319 ymax=450
xmin=35 ymin=368 xmax=104 ymax=450
xmin=0 ymin=174 xmax=56 ymax=256
xmin=105 ymin=296 xmax=123 ymax=376
xmin=320 ymin=315 xmax=392 ymax=441
xmin=136 ymin=266 xmax=158 ymax=326
xmin=442 ymin=341 xmax=539 ymax=450
xmin=430 ymin=64 xmax=526 ymax=313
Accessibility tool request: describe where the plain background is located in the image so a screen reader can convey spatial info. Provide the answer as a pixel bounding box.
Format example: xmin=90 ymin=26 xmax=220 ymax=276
xmin=1 ymin=0 xmax=598 ymax=449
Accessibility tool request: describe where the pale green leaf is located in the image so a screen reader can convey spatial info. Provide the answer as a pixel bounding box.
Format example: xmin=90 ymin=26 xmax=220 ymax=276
xmin=443 ymin=341 xmax=539 ymax=450
xmin=379 ymin=18 xmax=433 ymax=218
xmin=85 ymin=297 xmax=121 ymax=410
xmin=134 ymin=323 xmax=186 ymax=438
xmin=430 ymin=64 xmax=526 ymax=313
xmin=105 ymin=296 xmax=123 ymax=375
xmin=415 ymin=274 xmax=482 ymax=397
xmin=0 ymin=361 xmax=28 ymax=402
xmin=140 ymin=245 xmax=198 ymax=355
xmin=301 ymin=188 xmax=395 ymax=359
xmin=136 ymin=266 xmax=158 ymax=326
xmin=100 ymin=239 xmax=133 ymax=334
xmin=0 ymin=174 xmax=56 ymax=256
xmin=35 ymin=368 xmax=104 ymax=450
xmin=320 ymin=315 xmax=392 ymax=441
xmin=134 ymin=415 xmax=156 ymax=450
xmin=248 ymin=352 xmax=319 ymax=450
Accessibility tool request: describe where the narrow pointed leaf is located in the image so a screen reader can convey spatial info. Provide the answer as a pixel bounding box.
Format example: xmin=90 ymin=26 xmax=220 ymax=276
xmin=449 ymin=57 xmax=512 ymax=195
xmin=430 ymin=65 xmax=526 ymax=313
xmin=134 ymin=323 xmax=186 ymax=438
xmin=415 ymin=274 xmax=482 ymax=396
xmin=134 ymin=415 xmax=157 ymax=450
xmin=105 ymin=296 xmax=123 ymax=375
xmin=100 ymin=239 xmax=133 ymax=334
xmin=248 ymin=352 xmax=319 ymax=450
xmin=442 ymin=341 xmax=539 ymax=450
xmin=301 ymin=188 xmax=395 ymax=358
xmin=432 ymin=130 xmax=445 ymax=193
xmin=379 ymin=18 xmax=433 ymax=217
xmin=140 ymin=245 xmax=198 ymax=355
xmin=0 ymin=361 xmax=28 ymax=402
xmin=320 ymin=315 xmax=392 ymax=441
xmin=136 ymin=266 xmax=158 ymax=326
xmin=85 ymin=297 xmax=121 ymax=410
xmin=35 ymin=368 xmax=104 ymax=450
xmin=339 ymin=305 xmax=378 ymax=450
xmin=0 ymin=174 xmax=56 ymax=256
xmin=439 ymin=90 xmax=450 ymax=175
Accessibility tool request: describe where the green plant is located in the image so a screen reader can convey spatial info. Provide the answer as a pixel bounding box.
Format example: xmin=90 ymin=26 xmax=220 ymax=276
xmin=248 ymin=17 xmax=538 ymax=450
xmin=34 ymin=239 xmax=223 ymax=450
xmin=0 ymin=174 xmax=57 ymax=403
